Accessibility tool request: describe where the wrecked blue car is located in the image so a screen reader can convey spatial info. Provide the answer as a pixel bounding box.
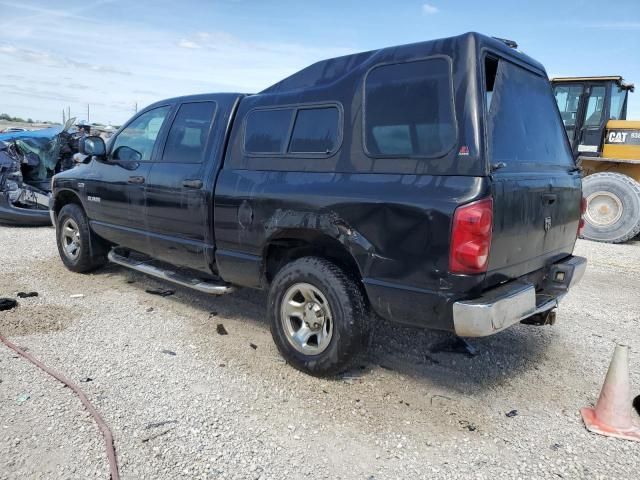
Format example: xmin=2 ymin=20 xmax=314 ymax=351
xmin=0 ymin=119 xmax=79 ymax=226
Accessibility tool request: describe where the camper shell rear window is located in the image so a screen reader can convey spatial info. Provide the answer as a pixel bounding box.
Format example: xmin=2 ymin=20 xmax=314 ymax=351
xmin=486 ymin=57 xmax=574 ymax=170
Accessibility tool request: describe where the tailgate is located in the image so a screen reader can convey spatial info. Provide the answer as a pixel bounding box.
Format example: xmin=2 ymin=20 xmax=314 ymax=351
xmin=487 ymin=172 xmax=582 ymax=281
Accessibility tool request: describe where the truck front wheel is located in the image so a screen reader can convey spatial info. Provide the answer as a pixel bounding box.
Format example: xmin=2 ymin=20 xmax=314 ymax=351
xmin=582 ymin=172 xmax=640 ymax=243
xmin=268 ymin=257 xmax=368 ymax=376
xmin=56 ymin=203 xmax=108 ymax=273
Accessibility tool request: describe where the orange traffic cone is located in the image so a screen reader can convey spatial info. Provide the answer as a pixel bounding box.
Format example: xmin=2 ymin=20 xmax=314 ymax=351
xmin=580 ymin=344 xmax=640 ymax=442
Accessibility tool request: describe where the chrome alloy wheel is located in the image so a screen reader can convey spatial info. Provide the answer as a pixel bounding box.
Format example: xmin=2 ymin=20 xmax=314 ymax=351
xmin=61 ymin=217 xmax=81 ymax=261
xmin=585 ymin=190 xmax=624 ymax=227
xmin=280 ymin=282 xmax=333 ymax=355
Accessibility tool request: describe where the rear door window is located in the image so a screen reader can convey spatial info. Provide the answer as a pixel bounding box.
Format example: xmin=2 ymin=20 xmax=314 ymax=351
xmin=364 ymin=58 xmax=456 ymax=158
xmin=487 ymin=60 xmax=573 ymax=168
xmin=161 ymin=101 xmax=217 ymax=163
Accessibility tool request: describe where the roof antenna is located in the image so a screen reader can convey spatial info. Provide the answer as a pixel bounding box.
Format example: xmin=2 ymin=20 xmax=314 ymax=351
xmin=492 ymin=37 xmax=518 ymax=49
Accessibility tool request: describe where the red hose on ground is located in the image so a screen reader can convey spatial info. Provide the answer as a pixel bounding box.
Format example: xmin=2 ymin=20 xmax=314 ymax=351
xmin=0 ymin=334 xmax=120 ymax=480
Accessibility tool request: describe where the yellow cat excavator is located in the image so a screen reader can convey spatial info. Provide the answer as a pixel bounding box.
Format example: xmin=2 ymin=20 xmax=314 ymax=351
xmin=552 ymin=76 xmax=640 ymax=243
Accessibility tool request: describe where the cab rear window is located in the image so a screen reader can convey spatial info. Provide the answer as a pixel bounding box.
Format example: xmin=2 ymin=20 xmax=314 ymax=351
xmin=487 ymin=59 xmax=573 ymax=168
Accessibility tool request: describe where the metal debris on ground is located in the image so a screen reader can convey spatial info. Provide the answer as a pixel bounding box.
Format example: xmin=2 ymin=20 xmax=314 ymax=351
xmin=429 ymin=336 xmax=478 ymax=357
xmin=430 ymin=394 xmax=452 ymax=406
xmin=69 ymin=294 xmax=84 ymax=299
xmin=0 ymin=298 xmax=18 ymax=311
xmin=80 ymin=377 xmax=93 ymax=382
xmin=145 ymin=287 xmax=175 ymax=297
xmin=161 ymin=349 xmax=177 ymax=356
xmin=459 ymin=420 xmax=477 ymax=431
xmin=16 ymin=393 xmax=30 ymax=405
xmin=141 ymin=428 xmax=175 ymax=443
xmin=249 ymin=343 xmax=257 ymax=350
xmin=216 ymin=323 xmax=228 ymax=335
xmin=506 ymin=409 xmax=519 ymax=418
xmin=340 ymin=374 xmax=361 ymax=385
xmin=145 ymin=420 xmax=178 ymax=430
xmin=423 ymin=354 xmax=441 ymax=365
xmin=16 ymin=291 xmax=38 ymax=298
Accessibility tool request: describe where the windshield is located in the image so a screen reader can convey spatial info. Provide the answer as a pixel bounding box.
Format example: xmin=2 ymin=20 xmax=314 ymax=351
xmin=487 ymin=59 xmax=574 ymax=169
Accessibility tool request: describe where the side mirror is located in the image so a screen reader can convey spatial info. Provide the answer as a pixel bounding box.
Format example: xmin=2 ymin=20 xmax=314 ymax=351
xmin=79 ymin=136 xmax=106 ymax=157
xmin=112 ymin=145 xmax=142 ymax=162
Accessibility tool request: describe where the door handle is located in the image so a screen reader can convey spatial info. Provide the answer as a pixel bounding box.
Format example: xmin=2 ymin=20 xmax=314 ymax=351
xmin=542 ymin=193 xmax=557 ymax=205
xmin=128 ymin=176 xmax=145 ymax=184
xmin=182 ymin=179 xmax=203 ymax=189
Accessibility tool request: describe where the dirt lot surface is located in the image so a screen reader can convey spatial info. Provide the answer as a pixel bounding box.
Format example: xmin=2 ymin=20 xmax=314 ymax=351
xmin=1 ymin=226 xmax=639 ymax=479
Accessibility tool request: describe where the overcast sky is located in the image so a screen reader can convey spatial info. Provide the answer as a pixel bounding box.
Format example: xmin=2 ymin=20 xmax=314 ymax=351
xmin=1 ymin=0 xmax=639 ymax=125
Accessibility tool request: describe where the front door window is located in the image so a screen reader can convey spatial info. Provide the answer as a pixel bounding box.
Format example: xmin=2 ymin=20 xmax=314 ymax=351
xmin=111 ymin=106 xmax=171 ymax=161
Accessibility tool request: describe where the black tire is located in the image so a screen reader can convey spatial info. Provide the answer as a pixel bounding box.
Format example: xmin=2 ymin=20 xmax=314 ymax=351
xmin=581 ymin=172 xmax=640 ymax=243
xmin=268 ymin=257 xmax=368 ymax=376
xmin=56 ymin=203 xmax=108 ymax=273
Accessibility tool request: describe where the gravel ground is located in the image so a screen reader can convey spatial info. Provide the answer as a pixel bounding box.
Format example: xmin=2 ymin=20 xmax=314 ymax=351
xmin=1 ymin=225 xmax=639 ymax=479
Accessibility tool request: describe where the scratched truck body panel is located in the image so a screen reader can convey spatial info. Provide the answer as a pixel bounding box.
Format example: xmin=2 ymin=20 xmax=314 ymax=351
xmin=50 ymin=32 xmax=586 ymax=375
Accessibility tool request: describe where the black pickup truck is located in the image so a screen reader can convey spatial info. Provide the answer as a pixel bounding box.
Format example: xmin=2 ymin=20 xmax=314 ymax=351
xmin=50 ymin=32 xmax=587 ymax=375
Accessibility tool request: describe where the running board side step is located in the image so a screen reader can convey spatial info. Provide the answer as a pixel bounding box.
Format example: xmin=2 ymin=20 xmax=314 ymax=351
xmin=108 ymin=249 xmax=234 ymax=295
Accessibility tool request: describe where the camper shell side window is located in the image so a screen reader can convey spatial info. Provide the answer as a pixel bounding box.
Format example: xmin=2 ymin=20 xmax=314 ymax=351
xmin=242 ymin=103 xmax=343 ymax=158
xmin=363 ymin=56 xmax=457 ymax=159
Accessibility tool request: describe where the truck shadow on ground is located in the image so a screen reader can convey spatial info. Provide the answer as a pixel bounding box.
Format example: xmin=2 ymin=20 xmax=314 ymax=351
xmin=100 ymin=265 xmax=556 ymax=393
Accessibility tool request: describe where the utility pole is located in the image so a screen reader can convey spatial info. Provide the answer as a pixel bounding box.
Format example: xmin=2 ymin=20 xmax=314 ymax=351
xmin=134 ymin=102 xmax=138 ymax=114
xmin=62 ymin=108 xmax=66 ymax=124
xmin=87 ymin=104 xmax=90 ymax=124
xmin=67 ymin=106 xmax=71 ymax=123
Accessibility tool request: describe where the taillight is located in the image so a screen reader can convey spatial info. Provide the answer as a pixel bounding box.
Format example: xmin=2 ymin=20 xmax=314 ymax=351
xmin=578 ymin=196 xmax=587 ymax=235
xmin=449 ymin=197 xmax=493 ymax=274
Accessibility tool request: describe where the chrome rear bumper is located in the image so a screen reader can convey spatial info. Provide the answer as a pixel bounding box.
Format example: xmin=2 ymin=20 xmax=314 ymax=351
xmin=452 ymin=256 xmax=587 ymax=337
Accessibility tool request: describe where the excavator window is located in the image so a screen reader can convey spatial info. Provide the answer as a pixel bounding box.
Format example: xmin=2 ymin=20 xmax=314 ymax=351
xmin=554 ymin=84 xmax=583 ymax=143
xmin=584 ymin=86 xmax=606 ymax=127
xmin=552 ymin=77 xmax=633 ymax=156
xmin=610 ymin=86 xmax=627 ymax=120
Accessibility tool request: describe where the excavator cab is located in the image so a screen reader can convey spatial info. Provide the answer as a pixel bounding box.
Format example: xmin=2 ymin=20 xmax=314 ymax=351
xmin=551 ymin=76 xmax=640 ymax=244
xmin=551 ymin=76 xmax=633 ymax=157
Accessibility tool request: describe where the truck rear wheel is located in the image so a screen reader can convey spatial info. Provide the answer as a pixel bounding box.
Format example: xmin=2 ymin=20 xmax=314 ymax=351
xmin=268 ymin=257 xmax=368 ymax=376
xmin=56 ymin=204 xmax=108 ymax=273
xmin=581 ymin=172 xmax=640 ymax=243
